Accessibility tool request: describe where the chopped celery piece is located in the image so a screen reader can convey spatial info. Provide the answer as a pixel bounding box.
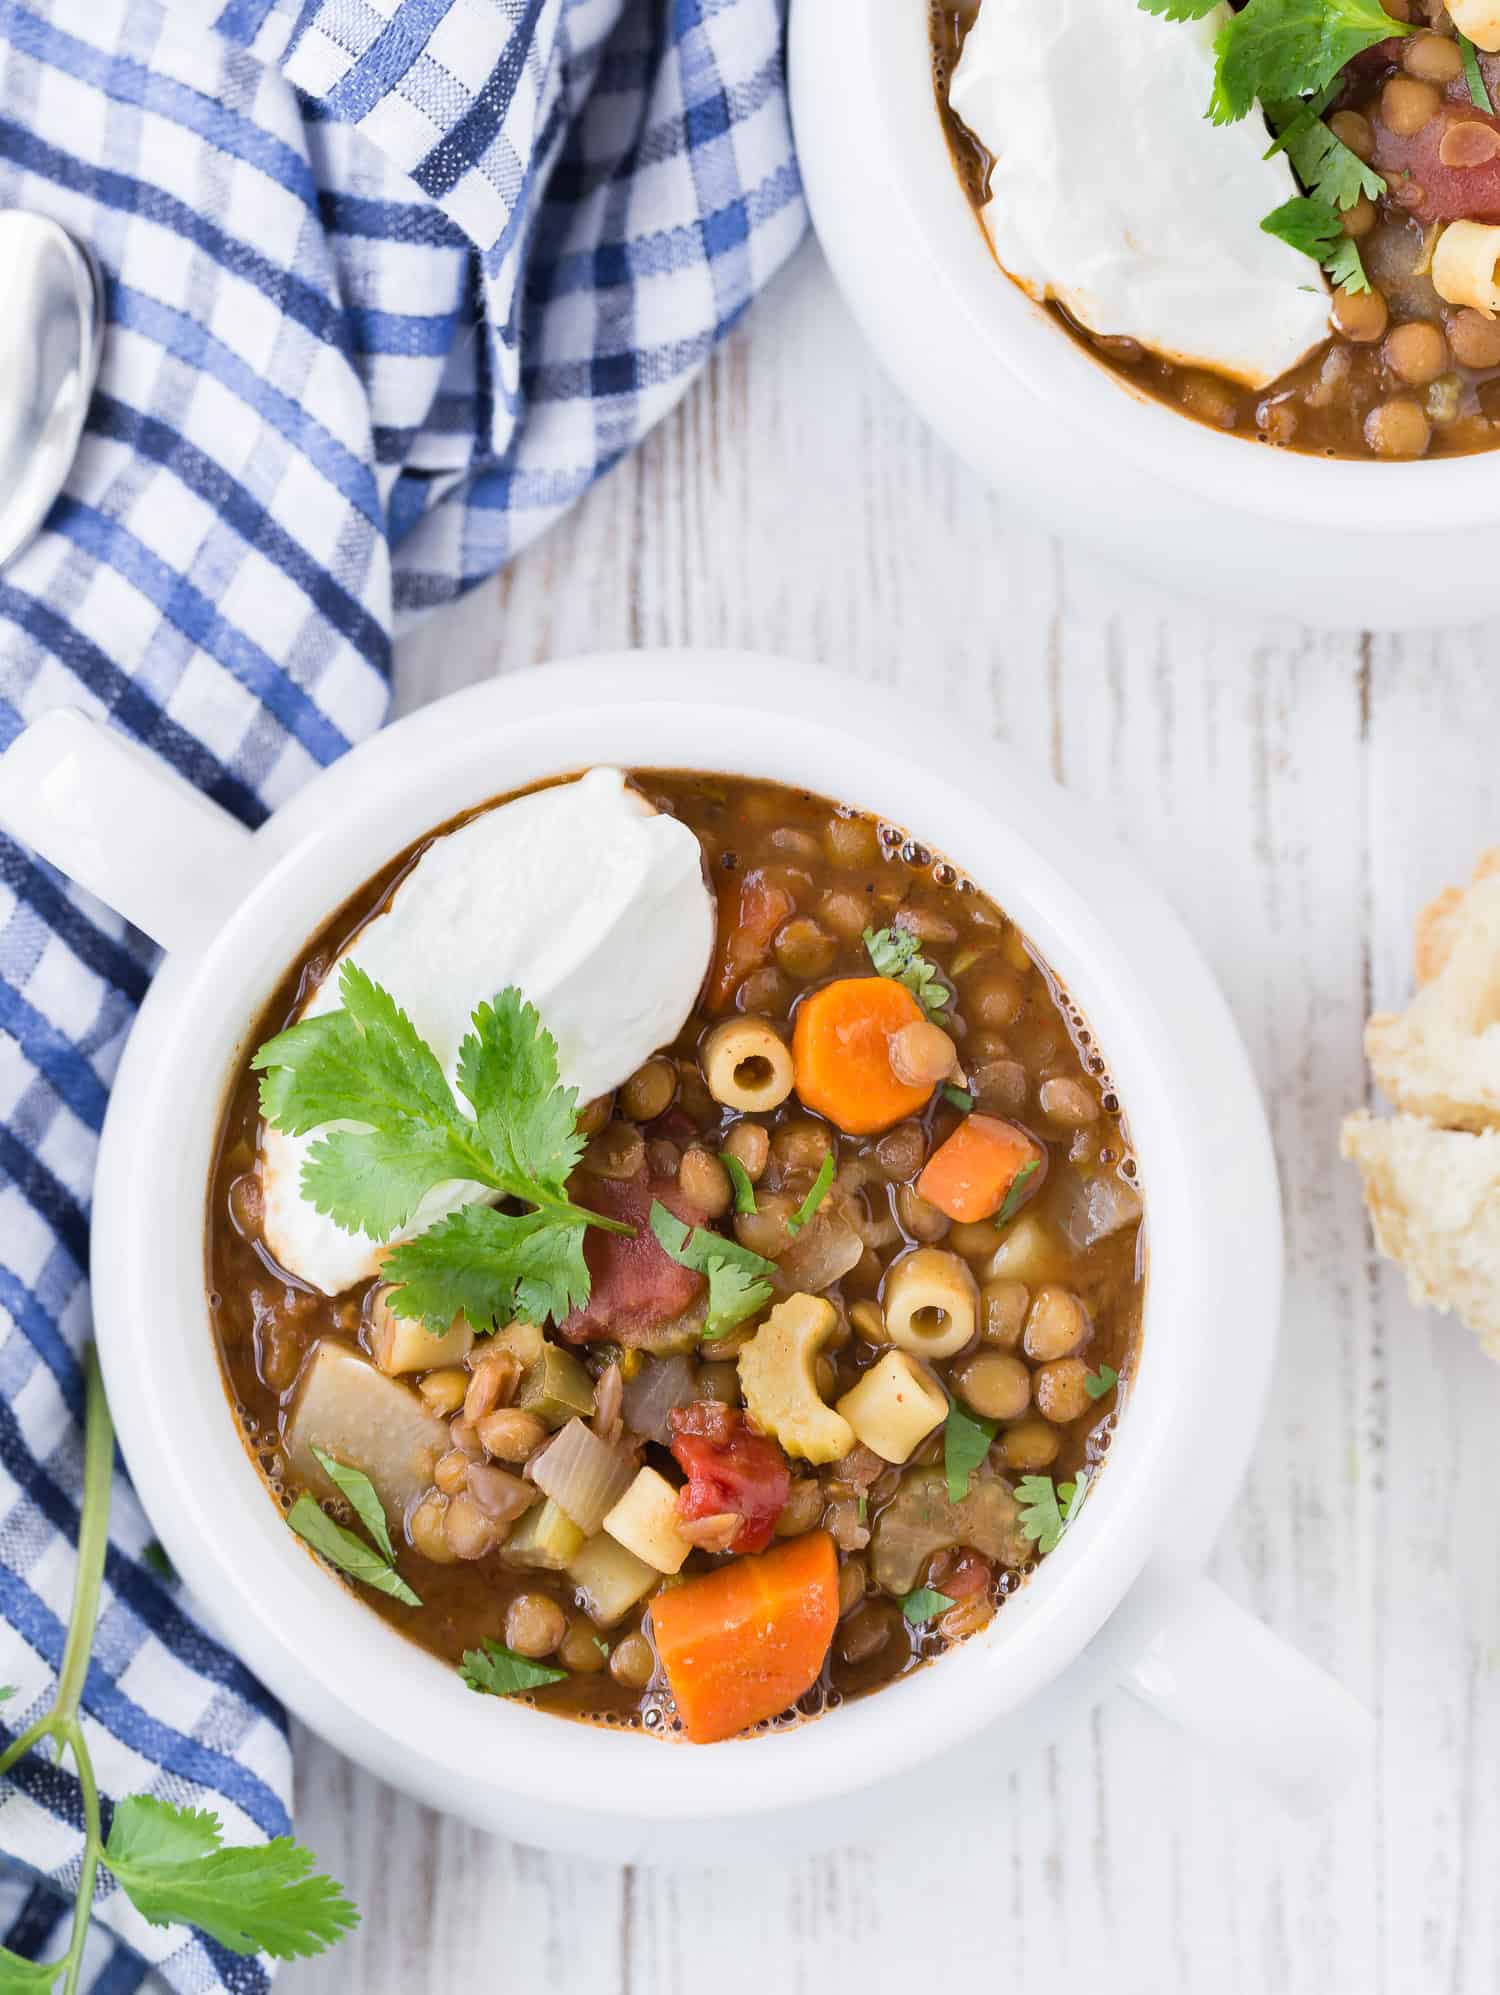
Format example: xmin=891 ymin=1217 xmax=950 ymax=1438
xmin=502 ymin=1499 xmax=585 ymax=1572
xmin=517 ymin=1343 xmax=596 ymax=1429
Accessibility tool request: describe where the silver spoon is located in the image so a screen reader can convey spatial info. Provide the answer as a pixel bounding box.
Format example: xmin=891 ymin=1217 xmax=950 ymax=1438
xmin=0 ymin=212 xmax=102 ymax=573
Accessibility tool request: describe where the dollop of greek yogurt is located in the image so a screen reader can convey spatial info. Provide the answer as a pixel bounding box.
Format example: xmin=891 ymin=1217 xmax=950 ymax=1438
xmin=260 ymin=768 xmax=715 ymax=1295
xmin=949 ymin=0 xmax=1332 ymax=390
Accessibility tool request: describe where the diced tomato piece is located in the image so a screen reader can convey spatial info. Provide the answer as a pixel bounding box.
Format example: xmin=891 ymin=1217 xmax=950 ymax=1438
xmin=1371 ymin=99 xmax=1500 ymax=225
xmin=706 ymin=867 xmax=794 ymax=1011
xmin=558 ymin=1165 xmax=706 ymax=1346
xmin=669 ymin=1401 xmax=791 ymax=1554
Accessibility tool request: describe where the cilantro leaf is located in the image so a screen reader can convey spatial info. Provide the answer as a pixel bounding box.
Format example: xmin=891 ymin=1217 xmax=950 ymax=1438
xmin=1459 ymin=31 xmax=1495 ymax=113
xmin=1084 ymin=1363 xmax=1119 ymax=1402
xmin=312 ymin=1448 xmax=396 ymax=1564
xmin=1261 ymin=196 xmax=1372 ymax=292
xmin=720 ymin=1152 xmax=759 ymax=1216
xmin=648 ymin=1202 xmax=776 ymax=1340
xmin=0 ymin=1685 xmax=15 ymax=1702
xmin=382 ymin=1202 xmax=591 ymax=1335
xmin=898 ymin=1586 xmax=956 ymax=1625
xmin=863 ymin=925 xmax=949 ymax=1020
xmin=0 ymin=1945 xmax=61 ymax=1987
xmin=456 ymin=990 xmax=585 ymax=1192
xmin=1017 ymin=1473 xmax=1090 ymax=1555
xmin=286 ymin=1494 xmax=421 ymax=1608
xmin=785 ymin=1153 xmax=835 ymax=1237
xmin=103 ymin=1797 xmax=358 ymax=1960
xmin=460 ymin=1639 xmax=568 ymax=1696
xmin=1016 ymin=1475 xmax=1068 ymax=1555
xmin=944 ymin=1400 xmax=997 ymax=1504
xmin=942 ymin=1084 xmax=973 ymax=1113
xmin=996 ymin=1158 xmax=1040 ymax=1227
xmin=1211 ymin=0 xmax=1413 ymax=126
xmin=1266 ymin=97 xmax=1384 ymax=209
xmin=1137 ymin=0 xmax=1220 ymax=16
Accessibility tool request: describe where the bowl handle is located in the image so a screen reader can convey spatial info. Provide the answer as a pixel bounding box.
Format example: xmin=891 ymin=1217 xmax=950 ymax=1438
xmin=0 ymin=708 xmax=255 ymax=954
xmin=1123 ymin=1575 xmax=1371 ymax=1815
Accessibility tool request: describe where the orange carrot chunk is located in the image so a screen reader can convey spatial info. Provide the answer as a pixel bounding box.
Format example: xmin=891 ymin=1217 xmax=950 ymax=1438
xmin=650 ymin=1531 xmax=839 ymax=1744
xmin=707 ymin=868 xmax=794 ymax=1011
xmin=917 ymin=1115 xmax=1043 ymax=1224
xmin=791 ymin=977 xmax=934 ymax=1135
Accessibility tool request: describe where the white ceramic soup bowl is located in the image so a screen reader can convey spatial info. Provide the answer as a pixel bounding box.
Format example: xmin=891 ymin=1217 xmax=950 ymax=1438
xmin=790 ymin=0 xmax=1500 ymax=632
xmin=0 ymin=654 xmax=1367 ymax=1861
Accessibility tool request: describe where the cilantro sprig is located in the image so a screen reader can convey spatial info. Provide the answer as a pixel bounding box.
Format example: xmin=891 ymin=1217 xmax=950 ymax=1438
xmin=785 ymin=1152 xmax=836 ymax=1237
xmin=944 ymin=1400 xmax=997 ymax=1503
xmin=864 ymin=925 xmax=949 ymax=1020
xmin=899 ymin=1586 xmax=956 ymax=1626
xmin=1084 ymin=1364 xmax=1119 ymax=1402
xmin=0 ymin=1351 xmax=356 ymax=1990
xmin=720 ymin=1151 xmax=759 ymax=1215
xmin=649 ymin=1203 xmax=776 ymax=1340
xmin=1459 ymin=30 xmax=1495 ymax=113
xmin=251 ymin=967 xmax=630 ymax=1332
xmin=287 ymin=1451 xmax=421 ymax=1607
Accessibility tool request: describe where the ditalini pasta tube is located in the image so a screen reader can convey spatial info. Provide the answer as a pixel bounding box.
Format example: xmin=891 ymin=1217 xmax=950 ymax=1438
xmin=1432 ymin=221 xmax=1500 ymax=317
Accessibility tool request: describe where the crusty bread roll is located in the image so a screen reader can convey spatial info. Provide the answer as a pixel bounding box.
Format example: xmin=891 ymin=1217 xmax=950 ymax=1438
xmin=1345 ymin=853 xmax=1500 ymax=1357
xmin=1341 ymin=1111 xmax=1500 ymax=1359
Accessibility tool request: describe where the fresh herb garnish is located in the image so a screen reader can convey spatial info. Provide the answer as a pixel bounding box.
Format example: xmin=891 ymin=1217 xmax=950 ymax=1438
xmin=460 ymin=1639 xmax=568 ymax=1696
xmin=1209 ymin=0 xmax=1412 ymax=127
xmin=312 ymin=1447 xmax=398 ymax=1564
xmin=0 ymin=1687 xmax=14 ymax=1703
xmin=1016 ymin=1472 xmax=1089 ymax=1556
xmin=100 ymin=1798 xmax=359 ymax=1961
xmin=287 ymin=1492 xmax=421 ymax=1608
xmin=944 ymin=1400 xmax=998 ymax=1504
xmin=721 ymin=1151 xmax=759 ymax=1215
xmin=1459 ymin=30 xmax=1495 ymax=113
xmin=1084 ymin=1363 xmax=1119 ymax=1402
xmin=0 ymin=1350 xmax=356 ymax=1990
xmin=996 ymin=1158 xmax=1041 ymax=1228
xmin=898 ymin=1586 xmax=956 ymax=1625
xmin=649 ymin=1203 xmax=776 ymax=1340
xmin=863 ymin=925 xmax=949 ymax=1020
xmin=785 ymin=1152 xmax=836 ymax=1236
xmin=857 ymin=1494 xmax=869 ymax=1525
xmin=593 ymin=1635 xmax=611 ymax=1659
xmin=1266 ymin=94 xmax=1384 ymax=210
xmin=1137 ymin=0 xmax=1220 ymax=17
xmin=1261 ymin=195 xmax=1371 ymax=292
xmin=251 ymin=968 xmax=630 ymax=1332
xmin=140 ymin=1540 xmax=175 ymax=1585
xmin=942 ymin=1083 xmax=973 ymax=1113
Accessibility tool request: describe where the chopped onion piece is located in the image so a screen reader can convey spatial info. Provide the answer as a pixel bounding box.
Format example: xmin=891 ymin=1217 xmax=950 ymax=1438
xmin=772 ymin=1209 xmax=865 ymax=1296
xmin=1053 ymin=1172 xmax=1143 ymax=1254
xmin=530 ymin=1416 xmax=636 ymax=1535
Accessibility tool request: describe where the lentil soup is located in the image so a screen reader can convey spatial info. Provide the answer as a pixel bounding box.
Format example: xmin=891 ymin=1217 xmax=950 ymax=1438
xmin=934 ymin=0 xmax=1500 ymax=459
xmin=208 ymin=771 xmax=1145 ymax=1743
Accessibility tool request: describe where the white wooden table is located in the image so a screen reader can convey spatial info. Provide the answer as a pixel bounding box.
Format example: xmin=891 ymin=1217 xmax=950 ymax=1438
xmin=282 ymin=240 xmax=1498 ymax=1995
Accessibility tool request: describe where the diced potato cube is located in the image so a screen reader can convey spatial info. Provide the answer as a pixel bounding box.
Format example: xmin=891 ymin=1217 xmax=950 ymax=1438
xmin=568 ymin=1534 xmax=661 ymax=1627
xmin=501 ymin=1499 xmax=585 ymax=1572
xmin=285 ymin=1341 xmax=448 ymax=1528
xmin=368 ymin=1287 xmax=473 ymax=1376
xmin=836 ymin=1350 xmax=947 ymax=1465
xmin=603 ymin=1467 xmax=692 ymax=1575
xmin=983 ymin=1214 xmax=1064 ymax=1287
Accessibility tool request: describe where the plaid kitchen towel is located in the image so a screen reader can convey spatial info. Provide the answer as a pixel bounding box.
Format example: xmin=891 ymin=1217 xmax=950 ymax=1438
xmin=0 ymin=0 xmax=805 ymax=1985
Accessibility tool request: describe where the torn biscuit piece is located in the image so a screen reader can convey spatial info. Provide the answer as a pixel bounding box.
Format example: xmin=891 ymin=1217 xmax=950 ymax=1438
xmin=1365 ymin=861 xmax=1500 ymax=1134
xmin=1341 ymin=1111 xmax=1500 ymax=1362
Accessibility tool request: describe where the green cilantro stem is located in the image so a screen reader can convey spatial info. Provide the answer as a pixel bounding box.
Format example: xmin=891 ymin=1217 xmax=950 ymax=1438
xmin=0 ymin=1349 xmax=355 ymax=1987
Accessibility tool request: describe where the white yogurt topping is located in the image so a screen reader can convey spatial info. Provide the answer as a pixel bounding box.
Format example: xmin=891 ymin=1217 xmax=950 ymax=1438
xmin=949 ymin=0 xmax=1332 ymax=390
xmin=261 ymin=768 xmax=715 ymax=1295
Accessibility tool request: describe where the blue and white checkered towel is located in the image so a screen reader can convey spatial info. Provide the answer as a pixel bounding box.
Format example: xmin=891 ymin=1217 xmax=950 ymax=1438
xmin=0 ymin=0 xmax=804 ymax=1984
